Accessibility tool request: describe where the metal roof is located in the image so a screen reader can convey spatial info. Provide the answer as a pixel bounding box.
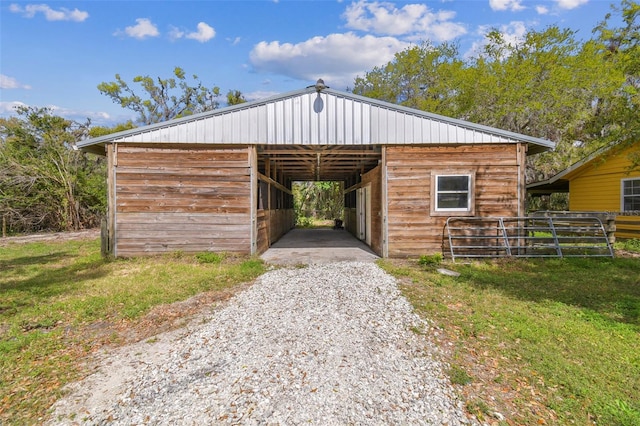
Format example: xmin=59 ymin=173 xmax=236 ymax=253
xmin=76 ymin=84 xmax=555 ymax=156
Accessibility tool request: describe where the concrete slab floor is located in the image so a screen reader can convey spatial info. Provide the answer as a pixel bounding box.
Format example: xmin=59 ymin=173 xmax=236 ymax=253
xmin=260 ymin=228 xmax=379 ymax=265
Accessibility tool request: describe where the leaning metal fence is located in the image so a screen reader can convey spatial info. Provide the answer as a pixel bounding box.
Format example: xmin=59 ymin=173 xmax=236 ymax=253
xmin=443 ymin=216 xmax=614 ymax=262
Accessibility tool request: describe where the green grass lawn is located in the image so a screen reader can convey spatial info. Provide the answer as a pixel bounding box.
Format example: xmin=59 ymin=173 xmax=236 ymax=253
xmin=2 ymin=236 xmax=639 ymax=425
xmin=381 ymin=254 xmax=640 ymax=425
xmin=0 ymin=238 xmax=265 ymax=425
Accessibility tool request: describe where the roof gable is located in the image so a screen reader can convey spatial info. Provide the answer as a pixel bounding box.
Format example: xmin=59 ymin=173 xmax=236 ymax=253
xmin=527 ymin=142 xmax=640 ymax=194
xmin=77 ymin=85 xmax=554 ymax=155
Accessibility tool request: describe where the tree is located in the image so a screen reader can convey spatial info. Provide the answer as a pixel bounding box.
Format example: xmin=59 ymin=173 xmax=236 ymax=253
xmin=0 ymin=107 xmax=106 ymax=233
xmin=352 ymin=24 xmax=624 ymax=183
xmin=353 ymin=42 xmax=463 ymax=116
xmin=88 ymin=120 xmax=136 ymax=138
xmin=293 ymin=181 xmax=343 ymax=225
xmin=593 ymin=0 xmax=640 ymax=169
xmin=97 ymin=67 xmax=223 ymax=125
xmin=466 ymin=26 xmax=623 ymax=181
xmin=226 ymin=90 xmax=247 ymax=106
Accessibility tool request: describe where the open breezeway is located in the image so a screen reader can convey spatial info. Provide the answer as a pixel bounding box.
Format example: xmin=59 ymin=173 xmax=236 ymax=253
xmin=76 ymin=82 xmax=554 ymax=259
xmin=260 ymin=228 xmax=379 ymax=265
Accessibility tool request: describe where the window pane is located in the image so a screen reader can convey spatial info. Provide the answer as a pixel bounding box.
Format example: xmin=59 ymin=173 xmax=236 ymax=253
xmin=624 ymin=179 xmax=640 ymax=195
xmin=438 ymin=175 xmax=469 ymax=191
xmin=624 ymin=196 xmax=640 ymax=211
xmin=438 ymin=193 xmax=468 ymax=209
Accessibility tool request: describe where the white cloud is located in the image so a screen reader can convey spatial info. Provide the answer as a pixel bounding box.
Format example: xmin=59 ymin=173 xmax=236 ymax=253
xmin=0 ymin=75 xmax=32 ymax=90
xmin=243 ymin=90 xmax=279 ymax=102
xmin=228 ymin=36 xmax=242 ymax=46
xmin=0 ymin=101 xmax=28 ymax=116
xmin=186 ymin=22 xmax=216 ymax=42
xmin=342 ymin=0 xmax=466 ymax=42
xmin=554 ymin=0 xmax=588 ymax=9
xmin=493 ymin=20 xmax=528 ymax=47
xmin=9 ymin=3 xmax=88 ymax=22
xmin=536 ymin=5 xmax=549 ymax=14
xmin=489 ymin=0 xmax=526 ymax=12
xmin=47 ymin=105 xmax=114 ymax=123
xmin=249 ymin=32 xmax=408 ymax=89
xmin=0 ymin=101 xmax=131 ymax=126
xmin=169 ymin=22 xmax=216 ymax=43
xmin=116 ymin=18 xmax=160 ymax=40
xmin=168 ymin=26 xmax=185 ymax=41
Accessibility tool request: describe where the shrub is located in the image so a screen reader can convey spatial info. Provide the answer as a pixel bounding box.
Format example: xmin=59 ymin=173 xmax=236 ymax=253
xmin=418 ymin=253 xmax=443 ymax=266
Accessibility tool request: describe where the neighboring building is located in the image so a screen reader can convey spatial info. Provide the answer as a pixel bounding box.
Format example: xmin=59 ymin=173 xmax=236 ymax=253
xmin=528 ymin=142 xmax=640 ymax=239
xmin=77 ymin=81 xmax=554 ymax=257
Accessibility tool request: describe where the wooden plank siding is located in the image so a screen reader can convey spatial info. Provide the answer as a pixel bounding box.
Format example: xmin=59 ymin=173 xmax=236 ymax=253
xmin=256 ymin=210 xmax=269 ymax=254
xmin=113 ymin=145 xmax=252 ymax=256
xmin=361 ymin=166 xmax=383 ymax=256
xmin=342 ymin=166 xmax=383 ymax=256
xmin=385 ymin=144 xmax=523 ymax=256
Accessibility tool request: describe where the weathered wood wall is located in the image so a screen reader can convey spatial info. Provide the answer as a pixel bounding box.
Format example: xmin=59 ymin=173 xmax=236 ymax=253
xmin=270 ymin=209 xmax=294 ymax=244
xmin=386 ymin=144 xmax=525 ymax=256
xmin=343 ymin=166 xmax=382 ymax=256
xmin=256 ymin=210 xmax=269 ymax=254
xmin=344 ymin=208 xmax=357 ymax=236
xmin=256 ymin=172 xmax=294 ymax=254
xmin=113 ymin=145 xmax=252 ymax=256
xmin=362 ymin=166 xmax=383 ymax=256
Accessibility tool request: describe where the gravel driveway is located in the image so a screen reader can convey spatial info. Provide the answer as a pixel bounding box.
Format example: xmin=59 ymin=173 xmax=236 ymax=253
xmin=48 ymin=261 xmax=473 ymax=425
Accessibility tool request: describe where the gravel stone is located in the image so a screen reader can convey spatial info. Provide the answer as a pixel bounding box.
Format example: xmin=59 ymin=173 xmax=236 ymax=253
xmin=48 ymin=261 xmax=475 ymax=425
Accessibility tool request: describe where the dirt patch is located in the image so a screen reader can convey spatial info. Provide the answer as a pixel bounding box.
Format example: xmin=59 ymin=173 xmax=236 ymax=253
xmin=48 ymin=281 xmax=255 ymax=423
xmin=0 ymin=229 xmax=100 ymax=246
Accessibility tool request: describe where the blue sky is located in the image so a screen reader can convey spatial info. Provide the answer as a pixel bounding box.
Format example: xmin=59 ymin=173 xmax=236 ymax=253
xmin=0 ymin=0 xmax=619 ymax=126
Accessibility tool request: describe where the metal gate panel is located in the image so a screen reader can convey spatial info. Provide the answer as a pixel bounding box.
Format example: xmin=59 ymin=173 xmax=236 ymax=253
xmin=444 ymin=216 xmax=614 ymax=262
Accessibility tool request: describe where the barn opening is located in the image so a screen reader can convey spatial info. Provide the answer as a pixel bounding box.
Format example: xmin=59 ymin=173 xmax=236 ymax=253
xmin=256 ymin=145 xmax=382 ymax=255
xmin=292 ymin=181 xmax=344 ymax=228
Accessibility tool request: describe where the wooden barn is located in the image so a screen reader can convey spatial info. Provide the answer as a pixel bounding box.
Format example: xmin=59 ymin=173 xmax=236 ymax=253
xmin=77 ymin=81 xmax=554 ymax=258
xmin=528 ymin=142 xmax=640 ymax=239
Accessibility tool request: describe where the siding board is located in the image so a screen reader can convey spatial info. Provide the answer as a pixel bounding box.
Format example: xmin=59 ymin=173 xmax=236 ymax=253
xmin=114 ymin=146 xmax=251 ymax=256
xmin=386 ymin=144 xmax=520 ymax=255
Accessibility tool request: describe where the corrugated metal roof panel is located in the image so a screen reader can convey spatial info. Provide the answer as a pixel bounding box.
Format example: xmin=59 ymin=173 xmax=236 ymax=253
xmin=77 ymin=86 xmax=554 ymax=154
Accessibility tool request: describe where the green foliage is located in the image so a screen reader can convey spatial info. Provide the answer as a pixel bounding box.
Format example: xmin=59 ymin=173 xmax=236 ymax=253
xmin=88 ymin=121 xmax=136 ymax=138
xmin=418 ymin=253 xmax=443 ymax=266
xmin=615 ymin=237 xmax=640 ymax=252
xmin=448 ymin=364 xmax=473 ymax=385
xmin=0 ymin=106 xmax=106 ymax=233
xmin=293 ymin=181 xmax=343 ymax=225
xmin=0 ymin=238 xmax=266 ymax=423
xmin=353 ymin=41 xmax=463 ymax=115
xmin=354 ymin=4 xmax=640 ymax=179
xmin=195 ymin=252 xmax=225 ymax=264
xmin=97 ymin=67 xmax=224 ymax=125
xmin=226 ymin=89 xmax=247 ymax=106
xmin=593 ymin=0 xmax=640 ymax=169
xmin=296 ymin=216 xmax=315 ymax=228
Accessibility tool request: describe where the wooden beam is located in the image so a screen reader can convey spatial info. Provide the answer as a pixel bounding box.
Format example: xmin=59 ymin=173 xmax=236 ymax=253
xmin=258 ymin=172 xmax=293 ymax=195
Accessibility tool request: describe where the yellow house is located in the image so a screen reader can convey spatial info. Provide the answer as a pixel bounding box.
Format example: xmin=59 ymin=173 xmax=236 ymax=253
xmin=528 ymin=142 xmax=640 ymax=239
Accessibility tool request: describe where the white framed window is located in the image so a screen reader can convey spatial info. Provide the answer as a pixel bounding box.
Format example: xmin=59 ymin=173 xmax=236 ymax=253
xmin=622 ymin=178 xmax=640 ymax=211
xmin=431 ymin=171 xmax=475 ymax=216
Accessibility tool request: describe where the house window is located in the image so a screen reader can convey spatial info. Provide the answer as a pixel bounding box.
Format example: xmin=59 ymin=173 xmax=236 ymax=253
xmin=431 ymin=171 xmax=475 ymax=216
xmin=622 ymin=178 xmax=640 ymax=211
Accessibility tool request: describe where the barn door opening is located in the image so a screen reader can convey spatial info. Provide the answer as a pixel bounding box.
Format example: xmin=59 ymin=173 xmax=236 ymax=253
xmin=357 ymin=184 xmax=372 ymax=245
